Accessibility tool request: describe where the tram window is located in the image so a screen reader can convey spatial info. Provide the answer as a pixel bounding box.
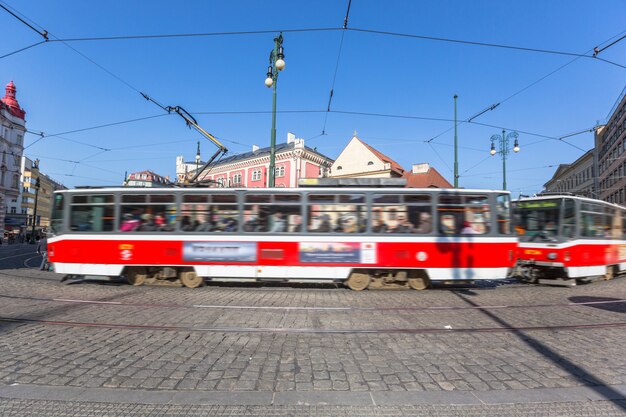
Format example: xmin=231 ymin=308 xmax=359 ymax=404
xmin=72 ymin=194 xmax=113 ymax=204
xmin=120 ymin=194 xmax=178 ymax=232
xmin=244 ymin=205 xmax=302 ymax=233
xmin=404 ymin=194 xmax=431 ymax=203
xmin=243 ymin=205 xmax=267 ymax=232
xmin=438 ymin=194 xmax=490 ymax=235
xmin=180 ymin=194 xmax=238 ymax=232
xmin=244 ymin=194 xmax=302 ymax=233
xmin=122 ymin=194 xmax=146 ymax=203
xmin=70 ymin=194 xmax=115 ymax=232
xmin=275 ymin=194 xmax=301 ymax=203
xmin=246 ymin=194 xmax=271 ymax=204
xmin=51 ymin=194 xmax=64 ymax=234
xmin=496 ymin=194 xmax=512 ymax=235
xmin=150 ymin=194 xmax=175 ymax=203
xmin=183 ymin=194 xmax=208 ymax=203
xmin=439 ymin=195 xmax=462 ymax=205
xmin=562 ymin=199 xmax=576 ymax=238
xmin=308 ymin=194 xmax=365 ymax=233
xmin=308 ymin=194 xmax=335 ymax=203
xmin=373 ymin=195 xmax=400 ymax=204
xmin=611 ymin=209 xmax=622 ymax=240
xmin=371 ymin=203 xmax=431 ymax=234
xmin=580 ymin=203 xmax=612 ymax=238
xmin=213 ymin=194 xmax=237 ymax=203
xmin=340 ymin=194 xmax=365 ymax=204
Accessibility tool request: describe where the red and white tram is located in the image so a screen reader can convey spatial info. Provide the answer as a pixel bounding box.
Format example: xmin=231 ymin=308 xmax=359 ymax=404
xmin=513 ymin=194 xmax=626 ymax=284
xmin=48 ymin=187 xmax=516 ymax=290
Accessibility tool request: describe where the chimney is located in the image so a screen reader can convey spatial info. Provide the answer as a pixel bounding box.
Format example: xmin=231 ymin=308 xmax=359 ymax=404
xmin=412 ymin=163 xmax=430 ymax=174
xmin=252 ymin=144 xmax=259 ymax=152
xmin=287 ymin=132 xmax=296 ymax=144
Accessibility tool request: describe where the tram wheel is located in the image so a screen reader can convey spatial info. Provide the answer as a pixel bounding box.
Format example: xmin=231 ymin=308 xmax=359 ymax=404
xmin=180 ymin=271 xmax=204 ymax=288
xmin=408 ymin=271 xmax=430 ymax=290
xmin=408 ymin=277 xmax=429 ymax=290
xmin=346 ymin=271 xmax=371 ymax=291
xmin=126 ymin=267 xmax=147 ymax=286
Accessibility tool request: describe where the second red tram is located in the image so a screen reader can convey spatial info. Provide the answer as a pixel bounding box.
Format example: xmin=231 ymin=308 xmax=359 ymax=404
xmin=513 ymin=194 xmax=626 ymax=284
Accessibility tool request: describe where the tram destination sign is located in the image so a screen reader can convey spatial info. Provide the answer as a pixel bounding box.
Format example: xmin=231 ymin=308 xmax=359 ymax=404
xmin=517 ymin=200 xmax=559 ymax=209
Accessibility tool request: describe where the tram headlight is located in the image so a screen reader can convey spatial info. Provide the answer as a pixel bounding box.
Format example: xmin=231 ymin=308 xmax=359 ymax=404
xmin=547 ymin=252 xmax=558 ymax=260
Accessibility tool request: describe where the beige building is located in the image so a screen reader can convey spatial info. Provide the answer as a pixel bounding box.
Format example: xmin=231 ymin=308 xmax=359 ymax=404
xmin=596 ymin=91 xmax=626 ymax=204
xmin=542 ymin=149 xmax=596 ymax=198
xmin=329 ymin=135 xmax=452 ymax=188
xmin=11 ymin=158 xmax=66 ymax=239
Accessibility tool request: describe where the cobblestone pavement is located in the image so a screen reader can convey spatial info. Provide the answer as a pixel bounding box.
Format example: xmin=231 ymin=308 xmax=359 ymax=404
xmin=1 ymin=398 xmax=626 ymax=417
xmin=0 ymin=269 xmax=625 ymax=416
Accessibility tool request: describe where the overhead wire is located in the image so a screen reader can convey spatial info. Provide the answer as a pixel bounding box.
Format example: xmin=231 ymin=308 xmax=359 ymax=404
xmin=0 ymin=40 xmax=46 ymax=60
xmin=14 ymin=20 xmax=621 ymax=68
xmin=347 ymin=27 xmax=626 ymax=69
xmin=426 ymin=29 xmax=626 ymax=147
xmin=426 ymin=142 xmax=452 ymax=173
xmin=53 ymin=28 xmax=342 ymax=42
xmin=3 ymin=1 xmax=622 ymax=189
xmin=0 ymin=1 xmax=143 ymax=94
xmin=319 ymin=0 xmax=352 ymax=138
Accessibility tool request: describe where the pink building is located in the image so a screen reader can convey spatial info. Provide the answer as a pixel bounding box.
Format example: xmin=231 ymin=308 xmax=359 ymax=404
xmin=178 ymin=133 xmax=333 ymax=188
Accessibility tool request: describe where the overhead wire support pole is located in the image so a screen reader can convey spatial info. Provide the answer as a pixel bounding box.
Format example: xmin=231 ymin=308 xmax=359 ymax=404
xmin=454 ymin=95 xmax=459 ymax=188
xmin=321 ymin=0 xmax=352 ymax=136
xmin=593 ymin=34 xmax=626 ymax=56
xmin=141 ymin=93 xmax=228 ymax=184
xmin=0 ymin=3 xmax=48 ymax=40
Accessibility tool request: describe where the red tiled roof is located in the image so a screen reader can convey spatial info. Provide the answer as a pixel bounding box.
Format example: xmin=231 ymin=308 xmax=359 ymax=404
xmin=402 ymin=167 xmax=452 ymax=188
xmin=356 ymin=137 xmax=405 ymax=176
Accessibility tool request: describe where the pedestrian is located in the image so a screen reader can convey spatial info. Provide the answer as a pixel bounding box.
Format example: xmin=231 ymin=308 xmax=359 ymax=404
xmin=37 ymin=235 xmax=48 ymax=270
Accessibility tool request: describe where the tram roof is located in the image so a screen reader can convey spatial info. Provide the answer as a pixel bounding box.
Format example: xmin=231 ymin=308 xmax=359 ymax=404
xmin=515 ymin=194 xmax=626 ymax=209
xmin=57 ymin=187 xmax=510 ymax=195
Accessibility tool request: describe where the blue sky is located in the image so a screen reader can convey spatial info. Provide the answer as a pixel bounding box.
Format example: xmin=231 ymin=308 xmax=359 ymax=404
xmin=2 ymin=0 xmax=625 ymax=195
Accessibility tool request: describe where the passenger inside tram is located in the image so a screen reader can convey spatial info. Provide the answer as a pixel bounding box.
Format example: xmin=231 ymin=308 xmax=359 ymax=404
xmin=414 ymin=212 xmax=432 ymax=234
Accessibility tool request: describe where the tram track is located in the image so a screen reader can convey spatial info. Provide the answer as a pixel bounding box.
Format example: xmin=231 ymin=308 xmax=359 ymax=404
xmin=0 ymin=292 xmax=624 ymax=312
xmin=1 ymin=315 xmax=625 ymax=334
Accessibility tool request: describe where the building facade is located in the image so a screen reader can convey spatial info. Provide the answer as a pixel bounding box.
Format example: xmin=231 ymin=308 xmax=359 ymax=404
xmin=0 ymin=81 xmax=26 ymax=237
xmin=542 ymin=149 xmax=596 ymax=198
xmin=177 ymin=133 xmax=333 ymax=188
xmin=4 ymin=157 xmax=66 ymax=240
xmin=596 ymin=91 xmax=626 ymax=204
xmin=125 ymin=170 xmax=172 ymax=187
xmin=330 ymin=135 xmax=452 ymax=188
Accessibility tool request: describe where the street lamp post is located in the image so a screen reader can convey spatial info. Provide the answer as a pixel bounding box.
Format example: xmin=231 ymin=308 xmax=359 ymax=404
xmin=264 ymin=32 xmax=285 ymax=188
xmin=490 ymin=129 xmax=520 ymax=190
xmin=30 ymin=176 xmax=40 ymax=244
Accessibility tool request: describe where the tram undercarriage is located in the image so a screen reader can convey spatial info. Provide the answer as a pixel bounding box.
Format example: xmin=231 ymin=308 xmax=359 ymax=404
xmin=123 ymin=266 xmax=434 ymax=290
xmin=515 ymin=261 xmax=619 ymax=286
